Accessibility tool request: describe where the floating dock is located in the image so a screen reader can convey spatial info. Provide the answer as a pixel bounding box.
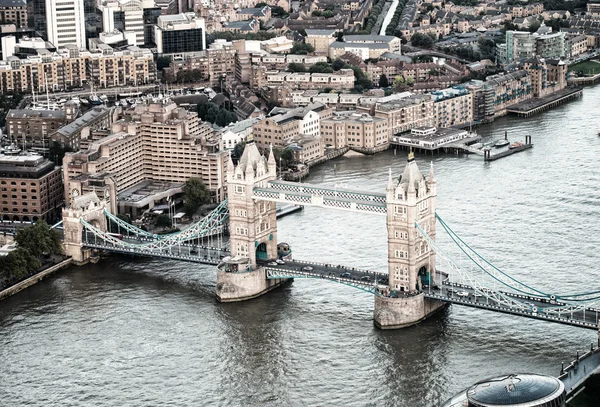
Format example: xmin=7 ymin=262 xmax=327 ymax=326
xmin=483 ymin=137 xmax=533 ymax=162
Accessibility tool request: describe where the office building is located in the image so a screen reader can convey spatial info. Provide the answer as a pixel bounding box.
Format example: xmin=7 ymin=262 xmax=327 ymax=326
xmin=0 ymin=153 xmax=63 ymax=222
xmin=46 ymin=0 xmax=86 ymax=48
xmin=154 ymin=12 xmax=206 ymax=55
xmin=97 ymin=0 xmax=160 ymax=46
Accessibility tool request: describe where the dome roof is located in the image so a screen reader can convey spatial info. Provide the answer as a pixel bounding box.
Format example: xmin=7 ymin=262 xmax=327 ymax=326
xmin=467 ymin=374 xmax=564 ymax=407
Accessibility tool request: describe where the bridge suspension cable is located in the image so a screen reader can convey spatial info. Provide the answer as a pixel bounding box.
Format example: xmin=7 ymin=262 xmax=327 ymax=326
xmin=436 ymin=213 xmax=600 ymax=302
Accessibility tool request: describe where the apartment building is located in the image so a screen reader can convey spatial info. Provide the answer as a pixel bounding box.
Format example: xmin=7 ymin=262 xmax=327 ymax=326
xmin=483 ymin=70 xmax=533 ymax=118
xmin=0 ymin=43 xmax=156 ymax=93
xmin=305 ymin=29 xmax=336 ymax=55
xmin=523 ymin=56 xmax=567 ymax=98
xmin=250 ymin=66 xmax=355 ymax=91
xmin=0 ymin=154 xmax=63 ymax=222
xmin=287 ymin=134 xmax=324 ymax=164
xmin=52 ymin=106 xmax=116 ymax=151
xmin=252 ymin=103 xmax=329 ymax=151
xmin=356 ymin=94 xmax=435 ymax=136
xmin=431 ymin=87 xmax=474 ymax=128
xmin=500 ymin=30 xmax=567 ymax=64
xmin=320 ymin=113 xmax=388 ymax=151
xmin=166 ymin=42 xmax=236 ymax=87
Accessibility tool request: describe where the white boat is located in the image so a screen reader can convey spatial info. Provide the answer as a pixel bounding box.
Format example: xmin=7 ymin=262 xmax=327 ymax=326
xmin=493 ymin=139 xmax=510 ymax=148
xmin=79 ymin=97 xmax=89 ymax=105
xmin=89 ymin=95 xmax=103 ymax=105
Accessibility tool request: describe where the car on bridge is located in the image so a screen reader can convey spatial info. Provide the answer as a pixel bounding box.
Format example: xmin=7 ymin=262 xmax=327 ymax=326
xmin=360 ymin=276 xmax=371 ymax=282
xmin=341 ymin=272 xmax=351 ymax=278
xmin=268 ymin=262 xmax=278 ymax=266
xmin=302 ymin=266 xmax=313 ymax=271
xmin=276 ymin=259 xmax=285 ymax=265
xmin=456 ymin=291 xmax=469 ymax=297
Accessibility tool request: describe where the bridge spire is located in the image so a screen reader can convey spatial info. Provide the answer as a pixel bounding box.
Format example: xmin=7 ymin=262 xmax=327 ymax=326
xmin=387 ymin=168 xmax=394 ymax=192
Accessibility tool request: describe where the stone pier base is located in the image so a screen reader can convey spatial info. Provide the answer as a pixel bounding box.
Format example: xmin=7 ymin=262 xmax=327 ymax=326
xmin=373 ymin=293 xmax=447 ymax=329
xmin=216 ymin=267 xmax=289 ymax=302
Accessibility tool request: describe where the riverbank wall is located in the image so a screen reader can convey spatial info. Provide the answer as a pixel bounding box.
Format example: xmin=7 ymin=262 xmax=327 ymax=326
xmin=0 ymin=258 xmax=73 ymax=301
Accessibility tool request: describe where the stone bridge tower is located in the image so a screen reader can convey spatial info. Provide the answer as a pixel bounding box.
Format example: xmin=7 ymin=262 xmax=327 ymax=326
xmin=62 ymin=192 xmax=109 ymax=264
xmin=374 ymin=153 xmax=445 ymax=329
xmin=216 ymin=141 xmax=287 ymax=302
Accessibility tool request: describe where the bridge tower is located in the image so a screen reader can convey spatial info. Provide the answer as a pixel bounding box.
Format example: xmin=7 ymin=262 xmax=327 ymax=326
xmin=216 ymin=141 xmax=287 ymax=302
xmin=374 ymin=153 xmax=446 ymax=329
xmin=62 ymin=192 xmax=109 ymax=264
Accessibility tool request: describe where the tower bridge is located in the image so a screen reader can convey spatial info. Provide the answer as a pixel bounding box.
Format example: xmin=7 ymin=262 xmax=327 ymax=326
xmin=62 ymin=140 xmax=600 ymax=332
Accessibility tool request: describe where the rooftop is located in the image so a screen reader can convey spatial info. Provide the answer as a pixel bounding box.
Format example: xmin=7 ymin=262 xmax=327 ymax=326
xmin=55 ymin=106 xmax=111 ymax=137
xmin=7 ymin=109 xmax=66 ymax=120
xmin=0 ymin=0 xmax=26 ymax=7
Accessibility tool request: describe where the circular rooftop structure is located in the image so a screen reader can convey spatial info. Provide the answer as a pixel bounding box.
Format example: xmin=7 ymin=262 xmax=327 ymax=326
xmin=466 ymin=374 xmax=565 ymax=407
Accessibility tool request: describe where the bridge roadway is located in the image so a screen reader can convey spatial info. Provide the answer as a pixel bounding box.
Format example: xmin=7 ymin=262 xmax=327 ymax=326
xmin=264 ymin=264 xmax=600 ymax=329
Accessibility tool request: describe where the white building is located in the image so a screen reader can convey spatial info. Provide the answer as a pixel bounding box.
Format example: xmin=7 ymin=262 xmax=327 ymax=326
xmin=98 ymin=0 xmax=156 ymax=46
xmin=220 ymin=117 xmax=263 ymax=150
xmin=46 ymin=0 xmax=86 ymax=48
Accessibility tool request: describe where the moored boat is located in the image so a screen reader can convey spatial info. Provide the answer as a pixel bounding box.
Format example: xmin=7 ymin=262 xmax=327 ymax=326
xmin=493 ymin=139 xmax=510 ymax=148
xmin=508 ymin=142 xmax=524 ymax=149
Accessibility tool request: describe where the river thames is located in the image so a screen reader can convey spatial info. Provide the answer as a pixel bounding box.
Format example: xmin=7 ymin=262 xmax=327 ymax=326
xmin=2 ymin=85 xmax=600 ymax=406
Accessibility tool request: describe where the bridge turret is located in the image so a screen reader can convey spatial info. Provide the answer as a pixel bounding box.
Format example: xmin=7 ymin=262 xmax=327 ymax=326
xmin=267 ymin=144 xmax=277 ymax=178
xmin=375 ymin=152 xmax=444 ymax=329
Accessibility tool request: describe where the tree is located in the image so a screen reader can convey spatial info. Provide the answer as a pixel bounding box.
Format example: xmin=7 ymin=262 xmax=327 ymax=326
xmin=155 ymin=214 xmax=172 ymax=229
xmin=183 ymin=178 xmax=211 ymax=217
xmin=232 ymin=141 xmax=246 ymax=163
xmin=332 ymin=58 xmax=347 ymax=71
xmin=288 ymin=63 xmax=307 ymax=72
xmin=309 ymin=62 xmax=333 ymax=73
xmin=291 ymin=42 xmax=315 ymax=54
xmin=156 ymin=56 xmax=171 ymax=71
xmin=411 ymin=33 xmax=434 ymax=48
xmin=15 ymin=221 xmax=62 ymax=258
xmin=322 ymin=10 xmax=334 ymax=18
xmin=378 ymin=74 xmax=389 ymax=88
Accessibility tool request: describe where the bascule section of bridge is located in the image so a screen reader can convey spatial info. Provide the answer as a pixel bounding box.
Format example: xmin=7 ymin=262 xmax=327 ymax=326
xmin=218 ymin=139 xmax=443 ymax=329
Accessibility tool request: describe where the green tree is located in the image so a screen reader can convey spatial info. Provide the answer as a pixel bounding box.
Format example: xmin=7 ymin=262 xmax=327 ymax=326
xmin=322 ymin=10 xmax=334 ymax=18
xmin=15 ymin=221 xmax=62 ymax=258
xmin=309 ymin=62 xmax=333 ymax=73
xmin=411 ymin=33 xmax=434 ymax=48
xmin=156 ymin=56 xmax=171 ymax=71
xmin=291 ymin=42 xmax=315 ymax=54
xmin=528 ymin=20 xmax=541 ymax=33
xmin=232 ymin=141 xmax=246 ymax=163
xmin=155 ymin=214 xmax=172 ymax=229
xmin=288 ymin=63 xmax=307 ymax=72
xmin=183 ymin=178 xmax=211 ymax=217
xmin=379 ymin=74 xmax=389 ymax=88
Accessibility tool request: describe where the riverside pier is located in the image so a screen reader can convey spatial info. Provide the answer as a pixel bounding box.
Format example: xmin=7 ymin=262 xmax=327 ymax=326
xmin=507 ymin=87 xmax=583 ymax=117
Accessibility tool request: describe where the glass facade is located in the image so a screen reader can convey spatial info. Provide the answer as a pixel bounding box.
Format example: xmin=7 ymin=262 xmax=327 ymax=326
xmin=160 ymin=29 xmax=205 ymax=54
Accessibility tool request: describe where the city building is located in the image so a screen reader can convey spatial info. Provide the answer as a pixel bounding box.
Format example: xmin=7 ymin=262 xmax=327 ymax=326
xmin=51 ymin=106 xmax=116 ymax=151
xmin=0 ymin=153 xmax=63 ymax=222
xmin=356 ymin=94 xmax=435 ymax=137
xmin=286 ymin=133 xmax=324 ymax=164
xmin=154 ymin=12 xmax=206 ymax=55
xmin=523 ymin=56 xmax=567 ymax=98
xmin=0 ymin=43 xmax=156 ymax=93
xmin=250 ymin=66 xmax=355 ymax=91
xmin=500 ymin=30 xmax=566 ymax=64
xmin=220 ymin=116 xmax=262 ymax=150
xmin=391 ymin=126 xmax=470 ymax=151
xmin=45 ymin=0 xmax=86 ymax=48
xmin=320 ymin=113 xmax=388 ymax=152
xmin=97 ymin=0 xmax=161 ymax=47
xmin=63 ymin=99 xmax=228 ymax=215
xmin=342 ymin=35 xmax=402 ymax=53
xmin=252 ymin=103 xmax=329 ymax=151
xmin=0 ymin=0 xmax=27 ymax=28
xmin=305 ymin=29 xmax=336 ymax=55
xmin=483 ymin=70 xmax=533 ymax=118
xmin=431 ymin=87 xmax=474 ymax=128
xmin=5 ymin=109 xmax=67 ymax=150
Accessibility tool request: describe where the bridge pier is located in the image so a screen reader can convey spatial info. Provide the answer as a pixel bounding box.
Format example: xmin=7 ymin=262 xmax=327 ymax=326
xmin=374 ymin=294 xmax=446 ymax=329
xmin=216 ymin=266 xmax=289 ymax=302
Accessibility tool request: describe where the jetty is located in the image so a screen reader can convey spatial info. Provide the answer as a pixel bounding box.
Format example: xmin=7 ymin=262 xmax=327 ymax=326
xmin=507 ymin=87 xmax=583 ymax=117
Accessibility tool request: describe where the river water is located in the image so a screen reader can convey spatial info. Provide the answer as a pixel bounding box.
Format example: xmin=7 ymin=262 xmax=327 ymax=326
xmin=2 ymin=86 xmax=600 ymax=407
